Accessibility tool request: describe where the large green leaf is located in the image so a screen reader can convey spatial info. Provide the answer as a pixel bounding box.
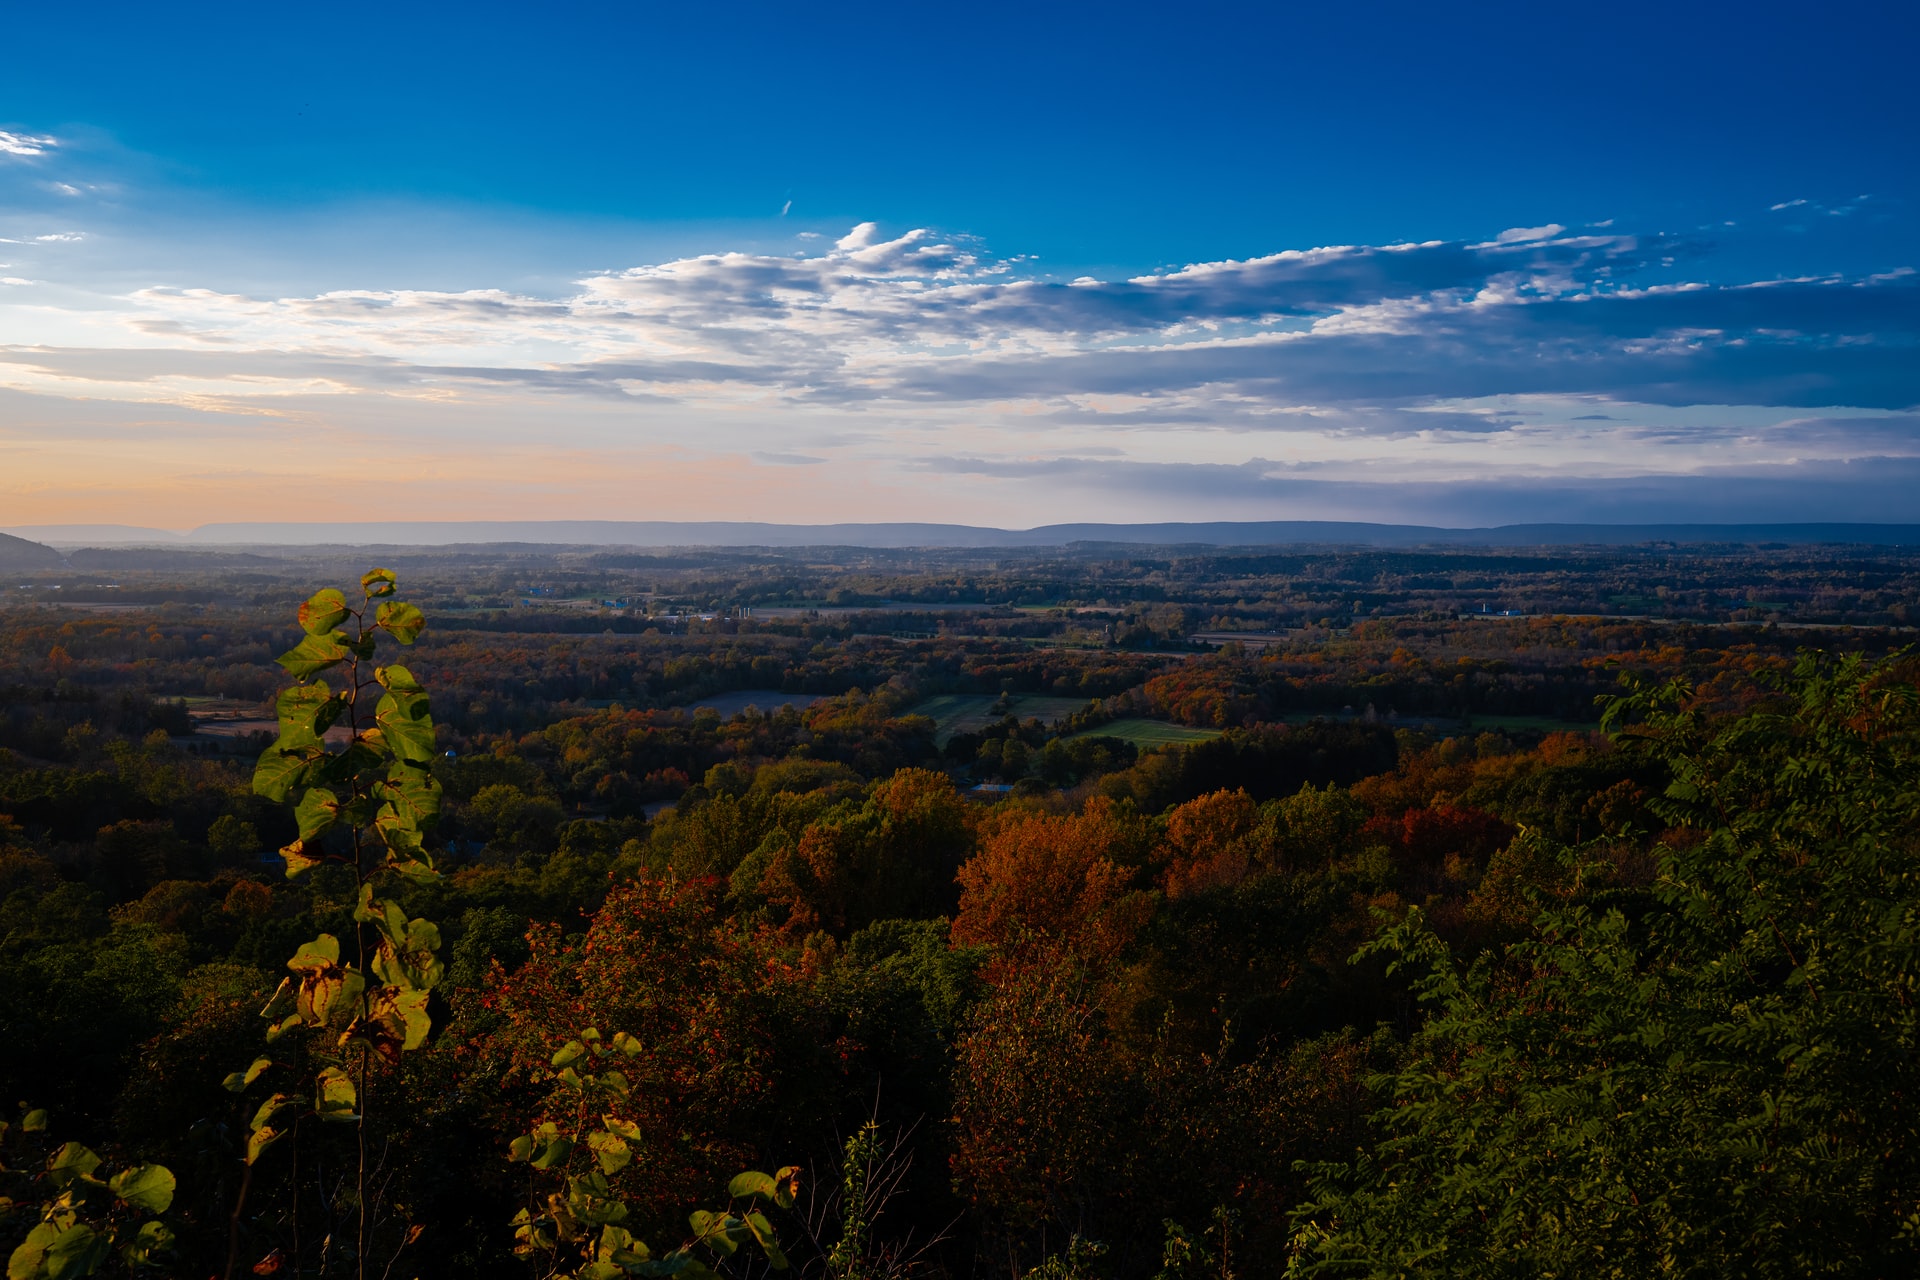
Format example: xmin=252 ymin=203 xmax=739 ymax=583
xmin=120 ymin=1220 xmax=174 ymax=1267
xmin=375 ymin=600 xmax=425 ymax=645
xmin=376 ymin=663 xmax=422 ymax=693
xmin=41 ymin=1222 xmax=109 ymax=1280
xmin=528 ymin=1137 xmax=574 ymax=1170
xmin=587 ymin=1131 xmax=631 ymax=1174
xmin=390 ymin=986 xmax=432 ymax=1050
xmin=375 ymin=761 xmax=442 ymax=846
xmin=298 ymin=588 xmax=350 ymax=636
xmin=9 ymin=1221 xmax=58 ymax=1280
xmin=250 ymin=1094 xmax=302 ymax=1134
xmin=221 ymin=1057 xmax=272 ymax=1093
xmin=294 ymin=788 xmax=341 ymax=842
xmin=743 ymin=1213 xmax=787 ymax=1270
xmin=277 ymin=682 xmax=340 ymax=742
xmin=728 ymin=1171 xmax=778 ymax=1201
xmin=46 ymin=1142 xmax=102 ymax=1189
xmin=108 ymin=1163 xmax=175 ymax=1214
xmin=246 ymin=1125 xmax=286 ymax=1166
xmin=252 ymin=745 xmax=315 ymax=803
xmin=278 ymin=840 xmax=322 ymax=878
xmin=374 ymin=693 xmax=435 ymax=764
xmin=315 ymin=1067 xmax=358 ymax=1122
xmin=312 ymin=741 xmax=384 ymax=788
xmin=276 ymin=631 xmax=353 ymax=680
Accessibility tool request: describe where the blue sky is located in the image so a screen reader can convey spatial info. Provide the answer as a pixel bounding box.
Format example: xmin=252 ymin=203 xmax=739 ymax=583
xmin=1 ymin=0 xmax=1916 ymax=529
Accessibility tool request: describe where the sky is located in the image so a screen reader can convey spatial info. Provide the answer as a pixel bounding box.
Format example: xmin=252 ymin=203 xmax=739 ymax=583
xmin=1 ymin=0 xmax=1916 ymax=531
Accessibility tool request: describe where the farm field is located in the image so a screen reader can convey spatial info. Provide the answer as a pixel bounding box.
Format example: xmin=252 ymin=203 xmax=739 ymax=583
xmin=907 ymin=693 xmax=1090 ymax=744
xmin=1070 ymin=717 xmax=1223 ymax=748
xmin=675 ymin=689 xmax=823 ymax=718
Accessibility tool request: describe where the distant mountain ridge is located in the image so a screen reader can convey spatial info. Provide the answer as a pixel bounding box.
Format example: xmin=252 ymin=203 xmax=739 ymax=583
xmin=0 ymin=531 xmax=65 ymax=569
xmin=8 ymin=520 xmax=1920 ymax=550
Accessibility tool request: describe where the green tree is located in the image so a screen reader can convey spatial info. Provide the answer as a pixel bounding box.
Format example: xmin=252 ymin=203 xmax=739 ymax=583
xmin=1288 ymin=653 xmax=1920 ymax=1278
xmin=222 ymin=570 xmax=444 ymax=1280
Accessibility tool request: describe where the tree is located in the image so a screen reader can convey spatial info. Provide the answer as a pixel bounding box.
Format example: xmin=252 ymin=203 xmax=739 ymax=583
xmin=1288 ymin=653 xmax=1920 ymax=1278
xmin=223 ymin=570 xmax=445 ymax=1280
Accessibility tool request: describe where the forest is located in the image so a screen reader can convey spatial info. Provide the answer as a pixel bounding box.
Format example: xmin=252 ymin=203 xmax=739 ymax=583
xmin=1 ymin=539 xmax=1917 ymax=1279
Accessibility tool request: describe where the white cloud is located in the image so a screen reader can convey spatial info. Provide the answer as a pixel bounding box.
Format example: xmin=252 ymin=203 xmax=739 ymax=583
xmin=1 ymin=214 xmax=1915 ymax=524
xmin=0 ymin=130 xmax=56 ymax=157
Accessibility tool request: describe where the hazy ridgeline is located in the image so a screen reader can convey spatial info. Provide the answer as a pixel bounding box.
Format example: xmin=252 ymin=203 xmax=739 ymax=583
xmin=1 ymin=540 xmax=1917 ymax=1279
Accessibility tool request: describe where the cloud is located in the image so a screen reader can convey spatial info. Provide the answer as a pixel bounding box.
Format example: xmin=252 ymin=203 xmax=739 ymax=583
xmin=0 ymin=131 xmax=57 ymax=158
xmin=2 ymin=211 xmax=1916 ymax=524
xmin=1494 ymin=224 xmax=1566 ymax=243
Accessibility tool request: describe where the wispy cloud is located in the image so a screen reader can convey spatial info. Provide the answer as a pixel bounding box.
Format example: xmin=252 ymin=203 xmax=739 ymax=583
xmin=0 ymin=130 xmax=57 ymax=158
xmin=0 ymin=212 xmax=1915 ymax=525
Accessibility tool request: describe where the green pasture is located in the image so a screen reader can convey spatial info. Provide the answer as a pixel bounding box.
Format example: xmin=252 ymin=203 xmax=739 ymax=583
xmin=1459 ymin=714 xmax=1599 ymax=735
xmin=1069 ymin=718 xmax=1222 ymax=749
xmin=906 ymin=694 xmax=1090 ymax=744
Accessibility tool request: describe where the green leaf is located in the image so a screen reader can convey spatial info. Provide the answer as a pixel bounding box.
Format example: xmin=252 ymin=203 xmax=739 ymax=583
xmin=298 ymin=588 xmax=350 ymax=636
xmin=375 ymin=761 xmax=442 ymax=849
xmin=121 ymin=1220 xmax=174 ymax=1267
xmin=294 ymin=788 xmax=341 ymax=842
xmin=381 ymin=986 xmax=433 ymax=1051
xmin=272 ymin=682 xmax=340 ymax=748
xmin=288 ymin=934 xmax=340 ymax=971
xmin=728 ymin=1171 xmax=777 ymax=1201
xmin=743 ymin=1213 xmax=787 ymax=1270
xmin=46 ymin=1142 xmax=102 ymax=1189
xmin=259 ymin=979 xmax=297 ymax=1021
xmin=374 ymin=691 xmax=435 ymax=764
xmin=552 ymin=1040 xmax=588 ymax=1069
xmin=108 ymin=1163 xmax=176 ymax=1213
xmin=222 ymin=1058 xmax=273 ymax=1093
xmin=246 ymin=1125 xmax=286 ymax=1166
xmin=276 ymin=631 xmax=353 ymax=679
xmin=252 ymin=744 xmax=315 ymax=803
xmin=278 ymin=840 xmax=322 ymax=878
xmin=311 ymin=741 xmax=385 ymax=787
xmin=315 ymin=1067 xmax=357 ymax=1122
xmin=688 ymin=1211 xmax=742 ymax=1256
xmin=10 ymin=1222 xmax=57 ymax=1280
xmin=528 ymin=1137 xmax=574 ymax=1171
xmin=587 ymin=1131 xmax=631 ymax=1175
xmin=508 ymin=1135 xmax=537 ymax=1163
xmin=375 ymin=600 xmax=425 ymax=645
xmin=602 ymin=1116 xmax=642 ymax=1141
xmin=376 ymin=663 xmax=423 ymax=693
xmin=41 ymin=1222 xmax=109 ymax=1280
xmin=361 ymin=568 xmax=398 ymax=597
xmin=386 ymin=856 xmax=440 ymax=883
xmin=20 ymin=1109 xmax=47 ymax=1133
xmin=250 ymin=1094 xmax=301 ymax=1133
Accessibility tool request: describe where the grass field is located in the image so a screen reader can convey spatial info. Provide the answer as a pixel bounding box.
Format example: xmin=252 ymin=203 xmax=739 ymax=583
xmin=907 ymin=694 xmax=1090 ymax=744
xmin=1460 ymin=714 xmax=1599 ymax=734
xmin=1069 ymin=718 xmax=1222 ymax=749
